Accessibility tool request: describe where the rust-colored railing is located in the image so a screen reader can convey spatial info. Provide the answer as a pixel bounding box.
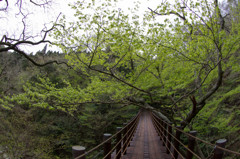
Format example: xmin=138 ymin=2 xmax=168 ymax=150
xmin=72 ymin=111 xmax=141 ymax=159
xmin=72 ymin=110 xmax=240 ymax=159
xmin=150 ymin=111 xmax=240 ymax=159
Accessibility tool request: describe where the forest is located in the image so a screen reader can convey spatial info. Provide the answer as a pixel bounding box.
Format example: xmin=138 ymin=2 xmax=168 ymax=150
xmin=0 ymin=0 xmax=240 ymax=158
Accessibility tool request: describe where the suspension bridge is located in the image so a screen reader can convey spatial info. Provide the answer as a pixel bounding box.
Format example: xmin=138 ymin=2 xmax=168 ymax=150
xmin=72 ymin=110 xmax=240 ymax=159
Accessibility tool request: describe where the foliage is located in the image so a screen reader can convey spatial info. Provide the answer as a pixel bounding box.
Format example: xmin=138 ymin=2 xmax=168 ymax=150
xmin=0 ymin=0 xmax=240 ymax=158
xmin=0 ymin=107 xmax=55 ymax=159
xmin=51 ymin=0 xmax=240 ymax=123
xmin=193 ymin=84 xmax=240 ymax=137
xmin=0 ymin=50 xmax=138 ymax=158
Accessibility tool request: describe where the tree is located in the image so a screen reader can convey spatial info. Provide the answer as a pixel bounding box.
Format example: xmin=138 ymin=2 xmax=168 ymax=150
xmin=0 ymin=0 xmax=69 ymax=67
xmin=0 ymin=106 xmax=55 ymax=159
xmin=2 ymin=0 xmax=240 ymax=128
xmin=52 ymin=0 xmax=239 ymax=124
xmin=0 ymin=0 xmax=52 ymax=12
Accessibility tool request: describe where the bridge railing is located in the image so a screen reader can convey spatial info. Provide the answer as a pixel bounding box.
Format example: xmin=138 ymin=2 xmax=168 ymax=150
xmin=73 ymin=111 xmax=141 ymax=159
xmin=151 ymin=111 xmax=240 ymax=159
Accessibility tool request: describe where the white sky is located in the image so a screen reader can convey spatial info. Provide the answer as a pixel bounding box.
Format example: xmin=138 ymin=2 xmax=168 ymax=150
xmin=0 ymin=0 xmax=167 ymax=53
xmin=2 ymin=0 xmax=227 ymax=54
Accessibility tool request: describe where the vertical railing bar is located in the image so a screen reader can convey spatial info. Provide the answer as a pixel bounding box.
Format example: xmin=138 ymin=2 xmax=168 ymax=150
xmin=173 ymin=126 xmax=182 ymax=159
xmin=122 ymin=123 xmax=128 ymax=155
xmin=186 ymin=131 xmax=197 ymax=159
xmin=103 ymin=133 xmax=112 ymax=159
xmin=72 ymin=146 xmax=86 ymax=159
xmin=213 ymin=139 xmax=227 ymax=159
xmin=116 ymin=127 xmax=122 ymax=159
xmin=166 ymin=122 xmax=173 ymax=154
xmin=162 ymin=122 xmax=167 ymax=146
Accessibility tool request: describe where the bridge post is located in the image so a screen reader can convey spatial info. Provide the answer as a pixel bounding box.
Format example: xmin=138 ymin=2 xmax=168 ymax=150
xmin=159 ymin=119 xmax=163 ymax=140
xmin=166 ymin=122 xmax=172 ymax=154
xmin=72 ymin=145 xmax=86 ymax=159
xmin=186 ymin=131 xmax=197 ymax=159
xmin=131 ymin=116 xmax=137 ymax=141
xmin=213 ymin=139 xmax=227 ymax=159
xmin=173 ymin=126 xmax=182 ymax=159
xmin=127 ymin=122 xmax=131 ymax=147
xmin=123 ymin=123 xmax=128 ymax=154
xmin=134 ymin=115 xmax=139 ymax=136
xmin=103 ymin=133 xmax=112 ymax=159
xmin=116 ymin=127 xmax=122 ymax=159
xmin=162 ymin=121 xmax=167 ymax=146
xmin=152 ymin=114 xmax=160 ymax=136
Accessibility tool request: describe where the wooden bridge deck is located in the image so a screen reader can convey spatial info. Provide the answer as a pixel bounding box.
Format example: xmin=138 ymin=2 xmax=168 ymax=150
xmin=121 ymin=111 xmax=172 ymax=159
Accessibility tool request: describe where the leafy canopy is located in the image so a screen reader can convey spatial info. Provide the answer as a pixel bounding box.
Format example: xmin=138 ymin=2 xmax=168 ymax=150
xmin=2 ymin=0 xmax=240 ymax=125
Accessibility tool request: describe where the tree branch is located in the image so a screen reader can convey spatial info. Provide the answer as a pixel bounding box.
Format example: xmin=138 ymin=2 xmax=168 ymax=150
xmin=0 ymin=13 xmax=65 ymax=67
xmin=0 ymin=0 xmax=8 ymax=11
xmin=54 ymin=101 xmax=127 ymax=107
xmin=148 ymin=7 xmax=186 ymax=21
xmin=12 ymin=47 xmax=70 ymax=67
xmin=148 ymin=7 xmax=193 ymax=35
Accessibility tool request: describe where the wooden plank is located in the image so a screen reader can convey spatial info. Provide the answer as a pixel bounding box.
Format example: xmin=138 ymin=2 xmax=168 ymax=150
xmin=121 ymin=111 xmax=172 ymax=159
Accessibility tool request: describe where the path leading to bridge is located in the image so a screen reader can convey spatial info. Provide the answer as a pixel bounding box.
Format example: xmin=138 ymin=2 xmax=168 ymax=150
xmin=122 ymin=111 xmax=172 ymax=159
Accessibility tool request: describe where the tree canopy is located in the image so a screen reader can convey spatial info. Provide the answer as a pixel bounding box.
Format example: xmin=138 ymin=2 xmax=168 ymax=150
xmin=50 ymin=0 xmax=239 ymax=125
xmin=2 ymin=0 xmax=240 ymax=125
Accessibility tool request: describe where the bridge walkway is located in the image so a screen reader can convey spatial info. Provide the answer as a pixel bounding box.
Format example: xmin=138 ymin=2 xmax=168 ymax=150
xmin=120 ymin=111 xmax=172 ymax=159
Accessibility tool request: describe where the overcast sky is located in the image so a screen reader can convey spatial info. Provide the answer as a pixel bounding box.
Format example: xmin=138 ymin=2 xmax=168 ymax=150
xmin=0 ymin=0 xmax=172 ymax=53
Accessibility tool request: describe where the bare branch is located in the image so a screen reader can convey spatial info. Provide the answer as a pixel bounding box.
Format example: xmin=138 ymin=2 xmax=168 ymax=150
xmin=12 ymin=47 xmax=69 ymax=67
xmin=148 ymin=7 xmax=186 ymax=21
xmin=0 ymin=0 xmax=8 ymax=11
xmin=0 ymin=12 xmax=67 ymax=68
xmin=148 ymin=6 xmax=193 ymax=35
xmin=54 ymin=101 xmax=127 ymax=107
xmin=29 ymin=0 xmax=52 ymax=7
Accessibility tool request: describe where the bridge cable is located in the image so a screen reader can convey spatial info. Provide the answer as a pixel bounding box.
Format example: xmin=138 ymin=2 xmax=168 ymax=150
xmin=152 ymin=117 xmax=175 ymax=158
xmin=74 ymin=111 xmax=140 ymax=159
xmin=152 ymin=112 xmax=240 ymax=156
xmin=114 ymin=115 xmax=140 ymax=159
xmin=152 ymin=114 xmax=185 ymax=159
xmin=104 ymin=114 xmax=140 ymax=159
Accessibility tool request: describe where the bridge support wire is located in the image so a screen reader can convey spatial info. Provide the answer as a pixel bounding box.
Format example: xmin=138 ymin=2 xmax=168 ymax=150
xmin=151 ymin=112 xmax=182 ymax=159
xmin=151 ymin=111 xmax=201 ymax=159
xmin=73 ymin=111 xmax=141 ymax=159
xmin=73 ymin=110 xmax=240 ymax=159
xmin=104 ymin=112 xmax=140 ymax=159
xmin=151 ymin=111 xmax=240 ymax=159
